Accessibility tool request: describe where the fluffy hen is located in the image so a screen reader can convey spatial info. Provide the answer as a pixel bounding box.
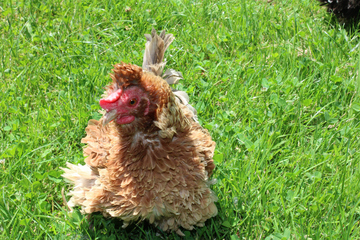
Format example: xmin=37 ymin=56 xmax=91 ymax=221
xmin=61 ymin=29 xmax=217 ymax=235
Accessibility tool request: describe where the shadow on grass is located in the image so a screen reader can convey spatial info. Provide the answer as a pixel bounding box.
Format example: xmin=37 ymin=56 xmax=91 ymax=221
xmin=67 ymin=207 xmax=233 ymax=240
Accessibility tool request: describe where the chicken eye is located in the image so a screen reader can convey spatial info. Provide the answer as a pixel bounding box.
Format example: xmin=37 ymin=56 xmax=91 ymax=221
xmin=129 ymin=98 xmax=137 ymax=106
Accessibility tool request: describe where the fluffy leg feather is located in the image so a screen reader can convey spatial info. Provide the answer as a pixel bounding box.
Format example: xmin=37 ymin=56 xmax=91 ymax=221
xmin=61 ymin=163 xmax=98 ymax=209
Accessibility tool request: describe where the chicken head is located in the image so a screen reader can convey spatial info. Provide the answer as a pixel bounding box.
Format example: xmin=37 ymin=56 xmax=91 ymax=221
xmin=99 ymin=86 xmax=150 ymax=125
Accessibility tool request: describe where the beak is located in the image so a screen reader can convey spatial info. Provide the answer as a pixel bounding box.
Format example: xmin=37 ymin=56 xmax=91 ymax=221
xmin=102 ymin=109 xmax=118 ymax=126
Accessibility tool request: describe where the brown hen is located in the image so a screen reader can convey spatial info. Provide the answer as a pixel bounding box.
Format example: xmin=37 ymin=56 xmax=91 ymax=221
xmin=61 ymin=29 xmax=217 ymax=236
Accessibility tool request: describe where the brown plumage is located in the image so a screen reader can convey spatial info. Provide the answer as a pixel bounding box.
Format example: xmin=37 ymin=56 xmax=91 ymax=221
xmin=61 ymin=29 xmax=217 ymax=235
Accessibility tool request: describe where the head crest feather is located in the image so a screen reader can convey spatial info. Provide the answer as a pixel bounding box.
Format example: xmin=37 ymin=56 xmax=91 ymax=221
xmin=111 ymin=63 xmax=143 ymax=88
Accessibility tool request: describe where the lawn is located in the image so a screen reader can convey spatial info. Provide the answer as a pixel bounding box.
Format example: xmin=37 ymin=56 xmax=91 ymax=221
xmin=1 ymin=0 xmax=360 ymax=239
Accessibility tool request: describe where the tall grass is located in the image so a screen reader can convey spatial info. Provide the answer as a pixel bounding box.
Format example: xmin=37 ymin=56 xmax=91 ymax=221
xmin=1 ymin=0 xmax=360 ymax=239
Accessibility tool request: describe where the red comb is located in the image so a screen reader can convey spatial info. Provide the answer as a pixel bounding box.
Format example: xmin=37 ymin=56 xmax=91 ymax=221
xmin=99 ymin=89 xmax=122 ymax=110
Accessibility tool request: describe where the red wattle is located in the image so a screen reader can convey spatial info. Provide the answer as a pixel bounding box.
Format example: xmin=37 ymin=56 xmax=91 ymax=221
xmin=116 ymin=115 xmax=135 ymax=124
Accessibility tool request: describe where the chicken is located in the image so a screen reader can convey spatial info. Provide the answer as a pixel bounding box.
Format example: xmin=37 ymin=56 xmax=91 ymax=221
xmin=318 ymin=0 xmax=360 ymax=22
xmin=61 ymin=29 xmax=217 ymax=236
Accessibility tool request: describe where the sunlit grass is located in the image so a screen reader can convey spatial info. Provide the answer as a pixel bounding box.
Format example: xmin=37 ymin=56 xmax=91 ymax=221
xmin=1 ymin=0 xmax=360 ymax=239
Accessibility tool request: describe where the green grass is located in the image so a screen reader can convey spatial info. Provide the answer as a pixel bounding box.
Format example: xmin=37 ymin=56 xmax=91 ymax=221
xmin=1 ymin=0 xmax=360 ymax=239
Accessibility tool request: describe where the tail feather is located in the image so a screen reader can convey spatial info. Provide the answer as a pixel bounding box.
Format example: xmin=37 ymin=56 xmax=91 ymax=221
xmin=142 ymin=28 xmax=183 ymax=84
xmin=163 ymin=68 xmax=183 ymax=85
xmin=142 ymin=28 xmax=175 ymax=76
xmin=142 ymin=29 xmax=197 ymax=120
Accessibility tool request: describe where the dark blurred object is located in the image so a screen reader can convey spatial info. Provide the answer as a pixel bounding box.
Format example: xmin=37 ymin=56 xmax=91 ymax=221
xmin=318 ymin=0 xmax=360 ymax=22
